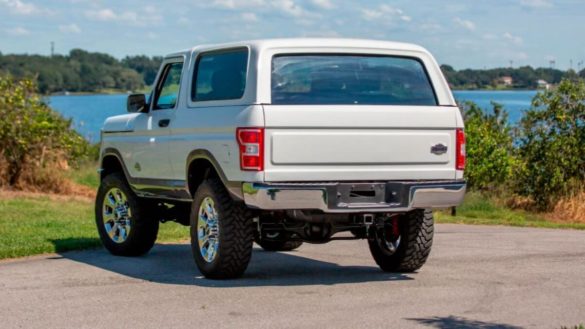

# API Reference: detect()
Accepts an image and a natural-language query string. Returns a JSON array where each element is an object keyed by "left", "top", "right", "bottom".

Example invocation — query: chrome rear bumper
[{"left": 242, "top": 180, "right": 466, "bottom": 213}]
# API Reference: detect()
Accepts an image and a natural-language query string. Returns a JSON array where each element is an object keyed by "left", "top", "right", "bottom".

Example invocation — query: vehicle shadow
[
  {"left": 406, "top": 316, "right": 523, "bottom": 329},
  {"left": 56, "top": 242, "right": 413, "bottom": 287}
]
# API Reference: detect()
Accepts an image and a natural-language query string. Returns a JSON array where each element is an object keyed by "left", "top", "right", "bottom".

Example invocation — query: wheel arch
[
  {"left": 186, "top": 149, "right": 243, "bottom": 200},
  {"left": 100, "top": 148, "right": 130, "bottom": 182}
]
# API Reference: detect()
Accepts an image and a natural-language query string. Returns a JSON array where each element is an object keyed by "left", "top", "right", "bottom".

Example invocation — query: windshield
[{"left": 271, "top": 54, "right": 437, "bottom": 106}]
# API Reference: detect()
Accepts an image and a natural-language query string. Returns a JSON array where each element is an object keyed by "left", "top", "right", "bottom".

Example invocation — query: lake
[{"left": 47, "top": 90, "right": 538, "bottom": 142}]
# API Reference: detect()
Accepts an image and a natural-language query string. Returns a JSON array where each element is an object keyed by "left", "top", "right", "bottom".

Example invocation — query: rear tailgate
[{"left": 263, "top": 105, "right": 458, "bottom": 182}]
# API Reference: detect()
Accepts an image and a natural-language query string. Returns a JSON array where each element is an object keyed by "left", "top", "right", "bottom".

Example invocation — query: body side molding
[{"left": 101, "top": 148, "right": 192, "bottom": 202}]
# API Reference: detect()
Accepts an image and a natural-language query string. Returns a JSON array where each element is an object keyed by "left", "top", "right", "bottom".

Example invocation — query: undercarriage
[{"left": 255, "top": 210, "right": 401, "bottom": 247}]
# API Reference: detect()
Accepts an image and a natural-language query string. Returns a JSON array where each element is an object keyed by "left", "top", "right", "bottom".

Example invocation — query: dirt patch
[
  {"left": 504, "top": 192, "right": 585, "bottom": 224},
  {"left": 505, "top": 194, "right": 536, "bottom": 211},
  {"left": 0, "top": 186, "right": 94, "bottom": 202},
  {"left": 0, "top": 160, "right": 97, "bottom": 201},
  {"left": 546, "top": 191, "right": 585, "bottom": 224}
]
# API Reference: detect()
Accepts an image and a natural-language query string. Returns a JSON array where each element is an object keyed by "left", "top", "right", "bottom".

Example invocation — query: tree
[
  {"left": 0, "top": 74, "right": 90, "bottom": 187},
  {"left": 0, "top": 49, "right": 149, "bottom": 94},
  {"left": 460, "top": 101, "right": 515, "bottom": 190},
  {"left": 515, "top": 79, "right": 585, "bottom": 210},
  {"left": 122, "top": 55, "right": 162, "bottom": 86}
]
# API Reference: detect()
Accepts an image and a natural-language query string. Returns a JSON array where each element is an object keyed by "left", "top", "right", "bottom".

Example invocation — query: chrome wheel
[
  {"left": 102, "top": 187, "right": 132, "bottom": 244},
  {"left": 197, "top": 197, "right": 220, "bottom": 263}
]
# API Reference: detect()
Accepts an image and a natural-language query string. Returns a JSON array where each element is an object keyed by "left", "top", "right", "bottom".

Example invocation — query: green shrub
[
  {"left": 515, "top": 79, "right": 585, "bottom": 210},
  {"left": 461, "top": 101, "right": 515, "bottom": 190},
  {"left": 0, "top": 74, "right": 91, "bottom": 189}
]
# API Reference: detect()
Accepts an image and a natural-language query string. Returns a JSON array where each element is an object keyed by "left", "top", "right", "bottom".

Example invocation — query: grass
[
  {"left": 67, "top": 162, "right": 100, "bottom": 190},
  {"left": 2, "top": 164, "right": 584, "bottom": 260},
  {"left": 0, "top": 195, "right": 189, "bottom": 260},
  {"left": 436, "top": 192, "right": 585, "bottom": 230}
]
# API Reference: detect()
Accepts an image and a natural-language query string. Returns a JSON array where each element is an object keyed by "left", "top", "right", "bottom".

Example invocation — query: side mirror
[{"left": 127, "top": 94, "right": 147, "bottom": 113}]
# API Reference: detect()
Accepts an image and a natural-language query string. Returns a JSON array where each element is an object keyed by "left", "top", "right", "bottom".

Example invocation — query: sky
[{"left": 1, "top": 0, "right": 584, "bottom": 70}]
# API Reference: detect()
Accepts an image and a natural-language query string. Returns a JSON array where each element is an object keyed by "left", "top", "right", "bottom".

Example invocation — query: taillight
[
  {"left": 456, "top": 128, "right": 466, "bottom": 170},
  {"left": 236, "top": 128, "right": 264, "bottom": 171}
]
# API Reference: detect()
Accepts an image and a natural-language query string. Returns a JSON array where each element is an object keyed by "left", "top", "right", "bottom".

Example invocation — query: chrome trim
[
  {"left": 243, "top": 181, "right": 466, "bottom": 213},
  {"left": 409, "top": 184, "right": 466, "bottom": 208}
]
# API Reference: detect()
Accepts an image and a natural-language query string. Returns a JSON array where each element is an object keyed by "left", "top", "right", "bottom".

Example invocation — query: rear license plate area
[{"left": 336, "top": 183, "right": 386, "bottom": 205}]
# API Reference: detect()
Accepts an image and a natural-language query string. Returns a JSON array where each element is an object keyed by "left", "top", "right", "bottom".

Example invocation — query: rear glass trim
[{"left": 270, "top": 53, "right": 438, "bottom": 106}]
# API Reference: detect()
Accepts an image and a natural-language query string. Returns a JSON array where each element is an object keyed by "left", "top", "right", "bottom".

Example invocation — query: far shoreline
[{"left": 48, "top": 88, "right": 545, "bottom": 97}]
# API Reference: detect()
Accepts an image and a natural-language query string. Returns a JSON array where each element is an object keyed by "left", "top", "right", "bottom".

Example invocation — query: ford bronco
[{"left": 96, "top": 39, "right": 466, "bottom": 279}]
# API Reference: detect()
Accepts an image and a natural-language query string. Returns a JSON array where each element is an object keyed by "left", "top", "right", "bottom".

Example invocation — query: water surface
[{"left": 48, "top": 90, "right": 538, "bottom": 142}]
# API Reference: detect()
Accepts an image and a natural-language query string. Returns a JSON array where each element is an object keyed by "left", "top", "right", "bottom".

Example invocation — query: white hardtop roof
[{"left": 164, "top": 38, "right": 430, "bottom": 59}]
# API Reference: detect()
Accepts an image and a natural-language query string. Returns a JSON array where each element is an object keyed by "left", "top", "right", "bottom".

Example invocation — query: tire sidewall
[
  {"left": 368, "top": 209, "right": 433, "bottom": 272},
  {"left": 95, "top": 173, "right": 155, "bottom": 255}
]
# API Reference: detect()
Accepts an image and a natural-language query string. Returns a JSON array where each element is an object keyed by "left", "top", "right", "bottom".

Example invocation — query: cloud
[
  {"left": 85, "top": 8, "right": 117, "bottom": 21},
  {"left": 482, "top": 32, "right": 523, "bottom": 45},
  {"left": 520, "top": 0, "right": 552, "bottom": 8},
  {"left": 85, "top": 8, "right": 162, "bottom": 26},
  {"left": 273, "top": 0, "right": 306, "bottom": 17},
  {"left": 310, "top": 0, "right": 334, "bottom": 9},
  {"left": 503, "top": 32, "right": 523, "bottom": 45},
  {"left": 59, "top": 23, "right": 81, "bottom": 34},
  {"left": 211, "top": 0, "right": 265, "bottom": 9},
  {"left": 362, "top": 5, "right": 411, "bottom": 22},
  {"left": 0, "top": 0, "right": 39, "bottom": 15},
  {"left": 241, "top": 12, "right": 258, "bottom": 22},
  {"left": 4, "top": 26, "right": 30, "bottom": 36},
  {"left": 211, "top": 0, "right": 317, "bottom": 19},
  {"left": 453, "top": 17, "right": 475, "bottom": 31}
]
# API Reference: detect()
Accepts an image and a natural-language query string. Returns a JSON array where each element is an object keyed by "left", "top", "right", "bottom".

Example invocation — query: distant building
[
  {"left": 498, "top": 76, "right": 513, "bottom": 86},
  {"left": 536, "top": 79, "right": 550, "bottom": 90}
]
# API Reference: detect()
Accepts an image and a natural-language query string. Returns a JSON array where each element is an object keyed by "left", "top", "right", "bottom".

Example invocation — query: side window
[
  {"left": 192, "top": 49, "right": 248, "bottom": 102},
  {"left": 154, "top": 62, "right": 183, "bottom": 110}
]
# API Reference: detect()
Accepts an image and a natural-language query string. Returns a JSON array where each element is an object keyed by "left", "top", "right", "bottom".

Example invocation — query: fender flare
[
  {"left": 100, "top": 148, "right": 131, "bottom": 181},
  {"left": 186, "top": 149, "right": 243, "bottom": 200}
]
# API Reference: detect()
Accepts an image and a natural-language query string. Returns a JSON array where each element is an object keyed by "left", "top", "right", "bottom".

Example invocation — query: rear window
[
  {"left": 192, "top": 49, "right": 248, "bottom": 102},
  {"left": 271, "top": 54, "right": 437, "bottom": 105}
]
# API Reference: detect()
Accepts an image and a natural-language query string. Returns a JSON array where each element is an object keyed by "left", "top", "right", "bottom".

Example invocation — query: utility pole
[
  {"left": 570, "top": 59, "right": 573, "bottom": 70},
  {"left": 549, "top": 60, "right": 555, "bottom": 69},
  {"left": 509, "top": 60, "right": 514, "bottom": 68},
  {"left": 50, "top": 41, "right": 54, "bottom": 57}
]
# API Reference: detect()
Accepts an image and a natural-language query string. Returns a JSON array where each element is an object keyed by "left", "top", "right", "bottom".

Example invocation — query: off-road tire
[
  {"left": 368, "top": 209, "right": 434, "bottom": 272},
  {"left": 95, "top": 172, "right": 159, "bottom": 256},
  {"left": 255, "top": 238, "right": 303, "bottom": 252},
  {"left": 190, "top": 178, "right": 254, "bottom": 279}
]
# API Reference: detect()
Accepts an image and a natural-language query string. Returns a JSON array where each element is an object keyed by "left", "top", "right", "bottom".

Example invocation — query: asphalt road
[{"left": 1, "top": 224, "right": 584, "bottom": 329}]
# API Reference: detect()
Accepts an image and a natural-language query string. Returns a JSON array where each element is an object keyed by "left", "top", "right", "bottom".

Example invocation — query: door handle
[{"left": 158, "top": 119, "right": 170, "bottom": 128}]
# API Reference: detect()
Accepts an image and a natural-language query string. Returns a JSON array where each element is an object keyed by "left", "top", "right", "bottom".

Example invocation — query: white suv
[{"left": 96, "top": 38, "right": 466, "bottom": 279}]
